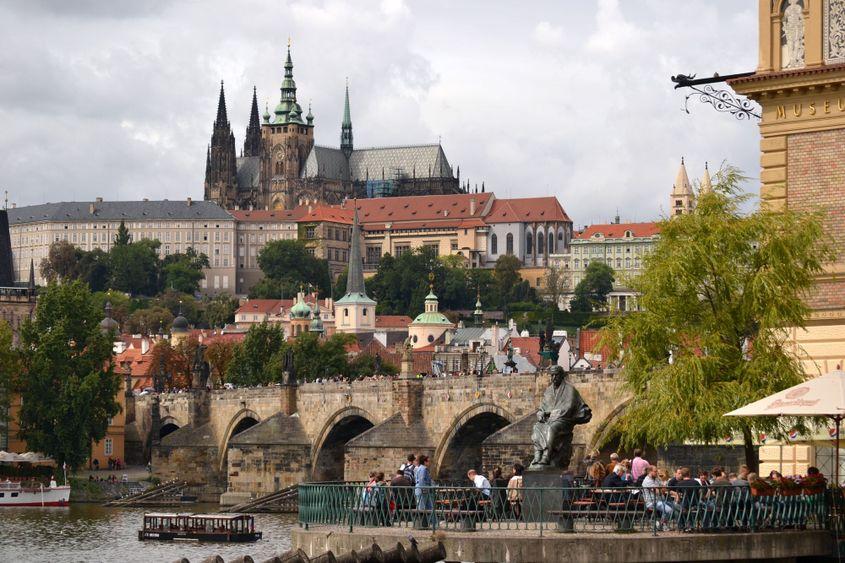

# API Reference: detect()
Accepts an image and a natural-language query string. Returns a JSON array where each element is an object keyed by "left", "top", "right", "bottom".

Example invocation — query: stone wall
[{"left": 227, "top": 443, "right": 311, "bottom": 495}]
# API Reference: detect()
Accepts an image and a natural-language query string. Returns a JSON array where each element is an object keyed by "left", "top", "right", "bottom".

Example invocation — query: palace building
[{"left": 204, "top": 46, "right": 462, "bottom": 211}]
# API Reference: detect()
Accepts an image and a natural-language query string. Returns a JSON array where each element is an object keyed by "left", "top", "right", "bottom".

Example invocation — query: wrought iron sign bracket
[{"left": 671, "top": 72, "right": 760, "bottom": 121}]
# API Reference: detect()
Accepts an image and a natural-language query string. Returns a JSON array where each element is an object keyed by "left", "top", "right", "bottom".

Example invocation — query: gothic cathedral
[{"left": 204, "top": 46, "right": 462, "bottom": 211}]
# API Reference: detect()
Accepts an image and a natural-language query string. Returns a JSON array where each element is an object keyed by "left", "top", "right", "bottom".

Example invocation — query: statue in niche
[{"left": 783, "top": 0, "right": 806, "bottom": 69}]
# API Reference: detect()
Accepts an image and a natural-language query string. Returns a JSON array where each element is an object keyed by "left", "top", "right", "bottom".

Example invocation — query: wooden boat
[{"left": 138, "top": 512, "right": 262, "bottom": 542}]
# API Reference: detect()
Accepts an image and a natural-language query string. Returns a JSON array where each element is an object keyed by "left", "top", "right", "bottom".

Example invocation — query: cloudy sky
[{"left": 0, "top": 0, "right": 759, "bottom": 226}]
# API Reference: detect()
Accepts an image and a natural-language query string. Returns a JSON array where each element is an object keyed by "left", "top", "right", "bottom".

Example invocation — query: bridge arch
[
  {"left": 217, "top": 408, "right": 261, "bottom": 470},
  {"left": 586, "top": 399, "right": 630, "bottom": 458},
  {"left": 433, "top": 403, "right": 514, "bottom": 480},
  {"left": 310, "top": 407, "right": 375, "bottom": 481},
  {"left": 159, "top": 417, "right": 181, "bottom": 440}
]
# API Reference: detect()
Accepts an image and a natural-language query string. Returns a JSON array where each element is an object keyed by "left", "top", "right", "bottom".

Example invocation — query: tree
[
  {"left": 109, "top": 239, "right": 160, "bottom": 296},
  {"left": 77, "top": 248, "right": 111, "bottom": 293},
  {"left": 114, "top": 220, "right": 131, "bottom": 246},
  {"left": 599, "top": 167, "right": 834, "bottom": 470},
  {"left": 124, "top": 306, "right": 173, "bottom": 335},
  {"left": 569, "top": 262, "right": 614, "bottom": 312},
  {"left": 161, "top": 248, "right": 209, "bottom": 294},
  {"left": 0, "top": 321, "right": 20, "bottom": 420},
  {"left": 203, "top": 294, "right": 239, "bottom": 328},
  {"left": 543, "top": 265, "right": 570, "bottom": 311},
  {"left": 206, "top": 339, "right": 236, "bottom": 387},
  {"left": 278, "top": 332, "right": 355, "bottom": 382},
  {"left": 492, "top": 255, "right": 537, "bottom": 309},
  {"left": 40, "top": 241, "right": 80, "bottom": 283},
  {"left": 256, "top": 240, "right": 331, "bottom": 296},
  {"left": 226, "top": 323, "right": 286, "bottom": 386},
  {"left": 16, "top": 281, "right": 121, "bottom": 470},
  {"left": 91, "top": 291, "right": 132, "bottom": 328}
]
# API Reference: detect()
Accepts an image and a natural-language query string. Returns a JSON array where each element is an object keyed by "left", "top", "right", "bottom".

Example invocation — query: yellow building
[{"left": 724, "top": 0, "right": 845, "bottom": 479}]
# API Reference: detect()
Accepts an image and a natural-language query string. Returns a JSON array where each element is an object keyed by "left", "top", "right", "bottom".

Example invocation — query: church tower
[
  {"left": 670, "top": 157, "right": 694, "bottom": 216},
  {"left": 204, "top": 82, "right": 238, "bottom": 207},
  {"left": 335, "top": 205, "right": 376, "bottom": 334},
  {"left": 243, "top": 86, "right": 262, "bottom": 158},
  {"left": 259, "top": 43, "right": 315, "bottom": 210},
  {"left": 341, "top": 81, "right": 353, "bottom": 159}
]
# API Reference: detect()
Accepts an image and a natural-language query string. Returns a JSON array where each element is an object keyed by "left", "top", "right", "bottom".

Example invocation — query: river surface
[{"left": 0, "top": 504, "right": 296, "bottom": 562}]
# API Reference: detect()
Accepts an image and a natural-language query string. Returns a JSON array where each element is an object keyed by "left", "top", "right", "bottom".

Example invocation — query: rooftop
[
  {"left": 485, "top": 197, "right": 572, "bottom": 224},
  {"left": 574, "top": 222, "right": 661, "bottom": 240},
  {"left": 8, "top": 200, "right": 233, "bottom": 224}
]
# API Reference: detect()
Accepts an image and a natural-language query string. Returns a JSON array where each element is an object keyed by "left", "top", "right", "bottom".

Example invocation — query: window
[
  {"left": 427, "top": 334, "right": 434, "bottom": 343},
  {"left": 305, "top": 227, "right": 316, "bottom": 239},
  {"left": 104, "top": 437, "right": 113, "bottom": 456},
  {"left": 537, "top": 234, "right": 545, "bottom": 255},
  {"left": 549, "top": 233, "right": 555, "bottom": 254},
  {"left": 395, "top": 245, "right": 410, "bottom": 257},
  {"left": 363, "top": 308, "right": 368, "bottom": 316},
  {"left": 491, "top": 233, "right": 498, "bottom": 254},
  {"left": 526, "top": 233, "right": 533, "bottom": 254},
  {"left": 344, "top": 308, "right": 349, "bottom": 317},
  {"left": 504, "top": 233, "right": 513, "bottom": 255}
]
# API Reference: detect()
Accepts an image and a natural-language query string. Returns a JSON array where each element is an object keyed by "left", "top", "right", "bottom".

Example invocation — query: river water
[{"left": 0, "top": 504, "right": 296, "bottom": 562}]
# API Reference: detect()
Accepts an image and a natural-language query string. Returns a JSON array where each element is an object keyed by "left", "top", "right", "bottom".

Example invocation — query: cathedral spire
[
  {"left": 344, "top": 203, "right": 366, "bottom": 296},
  {"left": 341, "top": 79, "right": 353, "bottom": 159},
  {"left": 243, "top": 86, "right": 262, "bottom": 157},
  {"left": 700, "top": 161, "right": 713, "bottom": 194},
  {"left": 273, "top": 43, "right": 304, "bottom": 124},
  {"left": 670, "top": 156, "right": 695, "bottom": 216},
  {"left": 215, "top": 81, "right": 229, "bottom": 126}
]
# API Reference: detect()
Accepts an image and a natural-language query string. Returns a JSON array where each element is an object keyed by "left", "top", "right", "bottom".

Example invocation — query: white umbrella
[{"left": 725, "top": 369, "right": 845, "bottom": 483}]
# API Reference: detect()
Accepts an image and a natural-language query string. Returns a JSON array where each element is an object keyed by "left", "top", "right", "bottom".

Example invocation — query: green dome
[
  {"left": 309, "top": 313, "right": 324, "bottom": 333},
  {"left": 411, "top": 311, "right": 452, "bottom": 326},
  {"left": 290, "top": 298, "right": 312, "bottom": 319}
]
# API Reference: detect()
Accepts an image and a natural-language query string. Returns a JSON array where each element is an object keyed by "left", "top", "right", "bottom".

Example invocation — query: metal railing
[{"left": 299, "top": 482, "right": 834, "bottom": 536}]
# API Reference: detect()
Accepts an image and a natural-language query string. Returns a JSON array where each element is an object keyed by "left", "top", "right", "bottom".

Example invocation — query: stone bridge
[{"left": 128, "top": 371, "right": 628, "bottom": 500}]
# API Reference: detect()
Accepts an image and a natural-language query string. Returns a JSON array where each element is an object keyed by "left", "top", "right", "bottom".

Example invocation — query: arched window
[
  {"left": 548, "top": 232, "right": 555, "bottom": 254},
  {"left": 526, "top": 232, "right": 533, "bottom": 255},
  {"left": 344, "top": 308, "right": 349, "bottom": 317},
  {"left": 491, "top": 233, "right": 498, "bottom": 255},
  {"left": 506, "top": 233, "right": 514, "bottom": 255},
  {"left": 537, "top": 234, "right": 545, "bottom": 255},
  {"left": 275, "top": 161, "right": 284, "bottom": 175}
]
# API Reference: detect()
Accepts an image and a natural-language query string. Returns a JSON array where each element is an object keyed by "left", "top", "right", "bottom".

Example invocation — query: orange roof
[
  {"left": 485, "top": 197, "right": 571, "bottom": 224},
  {"left": 346, "top": 193, "right": 493, "bottom": 225},
  {"left": 229, "top": 209, "right": 302, "bottom": 222},
  {"left": 375, "top": 315, "right": 413, "bottom": 328},
  {"left": 296, "top": 206, "right": 353, "bottom": 224},
  {"left": 574, "top": 222, "right": 660, "bottom": 240},
  {"left": 509, "top": 336, "right": 540, "bottom": 354},
  {"left": 236, "top": 299, "right": 283, "bottom": 316}
]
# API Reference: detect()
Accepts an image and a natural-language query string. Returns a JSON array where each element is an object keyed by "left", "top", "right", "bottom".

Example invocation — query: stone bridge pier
[{"left": 130, "top": 372, "right": 629, "bottom": 501}]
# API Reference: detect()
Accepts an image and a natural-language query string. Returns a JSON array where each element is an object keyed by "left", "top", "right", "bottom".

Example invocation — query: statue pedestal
[{"left": 522, "top": 470, "right": 564, "bottom": 521}]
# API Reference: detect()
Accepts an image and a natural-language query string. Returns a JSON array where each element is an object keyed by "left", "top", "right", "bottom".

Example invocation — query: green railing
[{"left": 298, "top": 482, "right": 834, "bottom": 535}]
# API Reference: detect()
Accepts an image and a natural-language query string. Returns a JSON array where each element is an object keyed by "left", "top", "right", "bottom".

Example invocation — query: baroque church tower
[
  {"left": 670, "top": 157, "right": 694, "bottom": 216},
  {"left": 204, "top": 82, "right": 238, "bottom": 208}
]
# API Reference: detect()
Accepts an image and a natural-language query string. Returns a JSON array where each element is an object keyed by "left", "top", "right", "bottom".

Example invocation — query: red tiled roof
[
  {"left": 574, "top": 222, "right": 660, "bottom": 240},
  {"left": 485, "top": 197, "right": 571, "bottom": 224},
  {"left": 346, "top": 193, "right": 493, "bottom": 225},
  {"left": 509, "top": 336, "right": 540, "bottom": 354},
  {"left": 296, "top": 205, "right": 353, "bottom": 224},
  {"left": 236, "top": 299, "right": 283, "bottom": 316},
  {"left": 375, "top": 315, "right": 413, "bottom": 328}
]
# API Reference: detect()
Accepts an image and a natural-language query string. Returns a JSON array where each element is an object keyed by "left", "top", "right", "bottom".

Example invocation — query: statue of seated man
[{"left": 530, "top": 366, "right": 592, "bottom": 469}]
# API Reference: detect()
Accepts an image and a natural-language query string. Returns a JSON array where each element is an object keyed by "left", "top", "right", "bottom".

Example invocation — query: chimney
[
  {"left": 470, "top": 198, "right": 476, "bottom": 215},
  {"left": 141, "top": 337, "right": 150, "bottom": 355},
  {"left": 186, "top": 197, "right": 192, "bottom": 206},
  {"left": 89, "top": 203, "right": 96, "bottom": 214}
]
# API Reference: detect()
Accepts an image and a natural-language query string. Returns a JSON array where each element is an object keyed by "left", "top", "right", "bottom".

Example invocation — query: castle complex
[{"left": 204, "top": 46, "right": 461, "bottom": 211}]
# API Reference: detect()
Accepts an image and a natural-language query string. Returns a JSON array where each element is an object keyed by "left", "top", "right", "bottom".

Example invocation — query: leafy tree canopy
[
  {"left": 254, "top": 240, "right": 330, "bottom": 297},
  {"left": 225, "top": 322, "right": 286, "bottom": 386},
  {"left": 600, "top": 167, "right": 834, "bottom": 469},
  {"left": 16, "top": 281, "right": 121, "bottom": 470}
]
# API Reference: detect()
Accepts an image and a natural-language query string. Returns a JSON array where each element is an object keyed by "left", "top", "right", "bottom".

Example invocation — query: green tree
[
  {"left": 206, "top": 339, "right": 236, "bottom": 387},
  {"left": 0, "top": 321, "right": 21, "bottom": 420},
  {"left": 600, "top": 167, "right": 834, "bottom": 470},
  {"left": 17, "top": 281, "right": 121, "bottom": 470},
  {"left": 203, "top": 294, "right": 239, "bottom": 328},
  {"left": 77, "top": 248, "right": 111, "bottom": 293},
  {"left": 109, "top": 239, "right": 160, "bottom": 296},
  {"left": 114, "top": 220, "right": 131, "bottom": 246},
  {"left": 569, "top": 261, "right": 614, "bottom": 312},
  {"left": 40, "top": 241, "right": 80, "bottom": 283},
  {"left": 277, "top": 332, "right": 355, "bottom": 382},
  {"left": 91, "top": 291, "right": 132, "bottom": 328},
  {"left": 161, "top": 248, "right": 209, "bottom": 294},
  {"left": 226, "top": 323, "right": 285, "bottom": 386},
  {"left": 124, "top": 305, "right": 173, "bottom": 335},
  {"left": 257, "top": 240, "right": 331, "bottom": 296}
]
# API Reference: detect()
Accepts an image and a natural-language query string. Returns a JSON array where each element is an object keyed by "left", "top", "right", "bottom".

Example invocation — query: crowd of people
[{"left": 355, "top": 449, "right": 829, "bottom": 529}]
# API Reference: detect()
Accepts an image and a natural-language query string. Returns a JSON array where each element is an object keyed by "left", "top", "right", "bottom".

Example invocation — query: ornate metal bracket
[{"left": 671, "top": 72, "right": 761, "bottom": 121}]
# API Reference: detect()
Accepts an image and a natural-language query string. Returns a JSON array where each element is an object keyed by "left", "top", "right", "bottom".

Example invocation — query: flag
[
  {"left": 758, "top": 433, "right": 767, "bottom": 444},
  {"left": 788, "top": 428, "right": 799, "bottom": 441}
]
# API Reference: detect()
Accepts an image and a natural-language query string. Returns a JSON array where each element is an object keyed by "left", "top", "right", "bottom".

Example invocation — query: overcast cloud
[{"left": 0, "top": 0, "right": 759, "bottom": 226}]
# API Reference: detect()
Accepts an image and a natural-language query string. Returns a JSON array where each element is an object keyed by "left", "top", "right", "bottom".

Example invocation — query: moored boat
[
  {"left": 0, "top": 479, "right": 71, "bottom": 507},
  {"left": 138, "top": 512, "right": 262, "bottom": 542}
]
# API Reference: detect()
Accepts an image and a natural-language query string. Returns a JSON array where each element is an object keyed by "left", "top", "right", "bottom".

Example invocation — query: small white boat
[{"left": 0, "top": 479, "right": 70, "bottom": 507}]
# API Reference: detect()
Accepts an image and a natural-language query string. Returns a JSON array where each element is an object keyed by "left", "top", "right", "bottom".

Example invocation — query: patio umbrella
[{"left": 724, "top": 369, "right": 845, "bottom": 484}]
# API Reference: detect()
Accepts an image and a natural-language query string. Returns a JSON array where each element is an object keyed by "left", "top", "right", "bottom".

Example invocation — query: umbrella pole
[{"left": 837, "top": 416, "right": 842, "bottom": 486}]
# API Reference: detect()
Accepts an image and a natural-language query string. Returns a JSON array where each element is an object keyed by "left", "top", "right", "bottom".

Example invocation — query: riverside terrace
[{"left": 292, "top": 482, "right": 839, "bottom": 562}]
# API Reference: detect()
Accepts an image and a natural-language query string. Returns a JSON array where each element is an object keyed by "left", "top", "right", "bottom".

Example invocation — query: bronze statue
[{"left": 529, "top": 366, "right": 592, "bottom": 470}]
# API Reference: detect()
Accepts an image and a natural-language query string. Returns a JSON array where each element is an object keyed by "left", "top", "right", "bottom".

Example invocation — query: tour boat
[
  {"left": 0, "top": 479, "right": 71, "bottom": 507},
  {"left": 138, "top": 512, "right": 262, "bottom": 542}
]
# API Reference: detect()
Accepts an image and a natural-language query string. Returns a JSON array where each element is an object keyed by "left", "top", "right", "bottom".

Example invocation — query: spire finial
[{"left": 288, "top": 36, "right": 291, "bottom": 49}]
